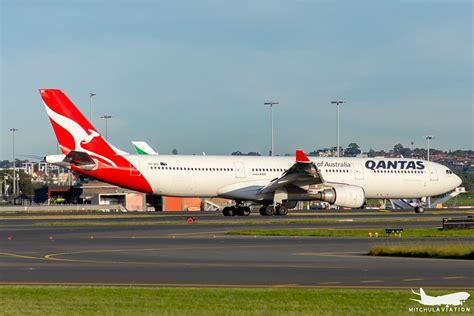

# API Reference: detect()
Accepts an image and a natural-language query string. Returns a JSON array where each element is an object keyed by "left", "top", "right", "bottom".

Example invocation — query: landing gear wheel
[
  {"left": 223, "top": 206, "right": 234, "bottom": 216},
  {"left": 275, "top": 205, "right": 288, "bottom": 216},
  {"left": 414, "top": 206, "right": 424, "bottom": 214},
  {"left": 240, "top": 206, "right": 251, "bottom": 216},
  {"left": 260, "top": 205, "right": 274, "bottom": 216}
]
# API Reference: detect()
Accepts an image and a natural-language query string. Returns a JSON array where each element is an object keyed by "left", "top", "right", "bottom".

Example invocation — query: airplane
[
  {"left": 40, "top": 89, "right": 462, "bottom": 216},
  {"left": 132, "top": 141, "right": 158, "bottom": 155},
  {"left": 411, "top": 288, "right": 470, "bottom": 307}
]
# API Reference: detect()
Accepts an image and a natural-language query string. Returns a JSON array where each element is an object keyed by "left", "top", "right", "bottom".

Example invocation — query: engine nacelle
[{"left": 316, "top": 185, "right": 365, "bottom": 208}]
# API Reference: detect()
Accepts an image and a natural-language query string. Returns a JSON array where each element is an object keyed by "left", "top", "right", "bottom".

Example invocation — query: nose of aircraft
[{"left": 454, "top": 174, "right": 462, "bottom": 188}]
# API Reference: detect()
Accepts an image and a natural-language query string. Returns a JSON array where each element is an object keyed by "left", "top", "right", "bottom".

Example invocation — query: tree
[
  {"left": 393, "top": 143, "right": 411, "bottom": 157},
  {"left": 171, "top": 149, "right": 178, "bottom": 155},
  {"left": 247, "top": 152, "right": 261, "bottom": 156},
  {"left": 344, "top": 143, "right": 361, "bottom": 157},
  {"left": 231, "top": 151, "right": 243, "bottom": 156}
]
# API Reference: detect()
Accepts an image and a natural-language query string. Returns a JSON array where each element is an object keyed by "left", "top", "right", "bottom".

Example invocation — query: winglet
[{"left": 295, "top": 150, "right": 310, "bottom": 163}]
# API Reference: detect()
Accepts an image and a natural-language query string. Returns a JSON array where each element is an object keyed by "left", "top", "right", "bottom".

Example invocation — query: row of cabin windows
[
  {"left": 372, "top": 170, "right": 424, "bottom": 174},
  {"left": 149, "top": 166, "right": 424, "bottom": 175},
  {"left": 150, "top": 166, "right": 234, "bottom": 171},
  {"left": 325, "top": 169, "right": 350, "bottom": 173},
  {"left": 252, "top": 168, "right": 286, "bottom": 172}
]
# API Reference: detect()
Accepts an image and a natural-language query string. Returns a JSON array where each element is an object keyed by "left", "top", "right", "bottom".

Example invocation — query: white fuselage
[{"left": 129, "top": 155, "right": 461, "bottom": 201}]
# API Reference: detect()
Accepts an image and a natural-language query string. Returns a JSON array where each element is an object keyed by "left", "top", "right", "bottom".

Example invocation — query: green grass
[
  {"left": 1, "top": 287, "right": 472, "bottom": 316},
  {"left": 227, "top": 228, "right": 474, "bottom": 238},
  {"left": 369, "top": 242, "right": 474, "bottom": 259}
]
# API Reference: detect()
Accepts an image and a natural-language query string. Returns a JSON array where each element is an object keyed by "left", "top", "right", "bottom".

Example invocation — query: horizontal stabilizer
[{"left": 64, "top": 151, "right": 97, "bottom": 170}]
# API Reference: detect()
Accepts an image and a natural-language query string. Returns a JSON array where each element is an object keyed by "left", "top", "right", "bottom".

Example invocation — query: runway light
[
  {"left": 375, "top": 232, "right": 379, "bottom": 238},
  {"left": 186, "top": 217, "right": 195, "bottom": 224},
  {"left": 213, "top": 235, "right": 217, "bottom": 239},
  {"left": 368, "top": 232, "right": 373, "bottom": 238},
  {"left": 7, "top": 235, "right": 13, "bottom": 241},
  {"left": 90, "top": 236, "right": 95, "bottom": 240},
  {"left": 48, "top": 235, "right": 54, "bottom": 241}
]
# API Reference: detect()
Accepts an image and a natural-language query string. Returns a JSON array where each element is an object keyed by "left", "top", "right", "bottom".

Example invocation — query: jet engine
[{"left": 313, "top": 185, "right": 365, "bottom": 208}]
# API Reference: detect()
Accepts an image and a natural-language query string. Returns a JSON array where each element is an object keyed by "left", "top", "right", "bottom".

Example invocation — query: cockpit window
[{"left": 446, "top": 169, "right": 453, "bottom": 174}]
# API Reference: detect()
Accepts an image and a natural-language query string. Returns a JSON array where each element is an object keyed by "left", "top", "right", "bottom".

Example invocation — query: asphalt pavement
[{"left": 0, "top": 209, "right": 472, "bottom": 289}]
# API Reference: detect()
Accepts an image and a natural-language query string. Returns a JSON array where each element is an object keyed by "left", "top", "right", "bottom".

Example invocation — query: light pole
[
  {"left": 3, "top": 175, "right": 8, "bottom": 199},
  {"left": 425, "top": 135, "right": 434, "bottom": 208},
  {"left": 330, "top": 100, "right": 344, "bottom": 157},
  {"left": 89, "top": 92, "right": 96, "bottom": 123},
  {"left": 9, "top": 128, "right": 18, "bottom": 197},
  {"left": 425, "top": 135, "right": 434, "bottom": 161},
  {"left": 264, "top": 101, "right": 279, "bottom": 156},
  {"left": 100, "top": 115, "right": 113, "bottom": 140}
]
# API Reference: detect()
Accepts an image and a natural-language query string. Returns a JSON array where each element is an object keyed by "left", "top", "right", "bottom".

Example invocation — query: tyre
[
  {"left": 275, "top": 205, "right": 288, "bottom": 216},
  {"left": 223, "top": 207, "right": 233, "bottom": 216},
  {"left": 414, "top": 206, "right": 425, "bottom": 214},
  {"left": 241, "top": 206, "right": 251, "bottom": 216},
  {"left": 263, "top": 205, "right": 274, "bottom": 216},
  {"left": 259, "top": 206, "right": 267, "bottom": 216}
]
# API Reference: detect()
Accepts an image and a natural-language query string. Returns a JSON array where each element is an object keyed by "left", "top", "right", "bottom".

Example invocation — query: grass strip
[
  {"left": 1, "top": 287, "right": 472, "bottom": 316},
  {"left": 369, "top": 242, "right": 474, "bottom": 259},
  {"left": 227, "top": 228, "right": 474, "bottom": 238}
]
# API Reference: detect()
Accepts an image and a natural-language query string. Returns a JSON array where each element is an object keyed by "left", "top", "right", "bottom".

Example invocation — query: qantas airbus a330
[{"left": 40, "top": 89, "right": 461, "bottom": 216}]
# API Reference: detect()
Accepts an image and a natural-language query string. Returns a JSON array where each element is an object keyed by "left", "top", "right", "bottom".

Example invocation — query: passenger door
[
  {"left": 353, "top": 163, "right": 364, "bottom": 180},
  {"left": 234, "top": 162, "right": 245, "bottom": 178}
]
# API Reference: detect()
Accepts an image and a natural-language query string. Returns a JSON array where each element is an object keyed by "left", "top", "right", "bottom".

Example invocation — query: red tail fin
[
  {"left": 39, "top": 89, "right": 127, "bottom": 167},
  {"left": 39, "top": 89, "right": 152, "bottom": 193}
]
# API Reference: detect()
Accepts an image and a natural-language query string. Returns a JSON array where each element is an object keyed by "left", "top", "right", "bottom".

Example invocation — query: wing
[{"left": 259, "top": 150, "right": 324, "bottom": 195}]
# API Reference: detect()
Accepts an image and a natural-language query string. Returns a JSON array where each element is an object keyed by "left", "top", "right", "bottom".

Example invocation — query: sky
[{"left": 0, "top": 0, "right": 472, "bottom": 160}]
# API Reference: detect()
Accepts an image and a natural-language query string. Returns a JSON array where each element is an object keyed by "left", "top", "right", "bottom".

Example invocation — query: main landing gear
[
  {"left": 258, "top": 204, "right": 288, "bottom": 216},
  {"left": 222, "top": 202, "right": 289, "bottom": 217},
  {"left": 222, "top": 204, "right": 251, "bottom": 216}
]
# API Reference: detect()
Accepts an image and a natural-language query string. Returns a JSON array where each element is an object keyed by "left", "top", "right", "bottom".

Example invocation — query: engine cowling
[{"left": 316, "top": 185, "right": 365, "bottom": 208}]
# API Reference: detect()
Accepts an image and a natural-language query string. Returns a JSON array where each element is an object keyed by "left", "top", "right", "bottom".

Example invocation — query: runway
[{"left": 0, "top": 209, "right": 473, "bottom": 288}]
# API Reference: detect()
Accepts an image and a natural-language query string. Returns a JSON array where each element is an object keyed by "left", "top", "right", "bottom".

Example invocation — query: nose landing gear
[
  {"left": 414, "top": 206, "right": 425, "bottom": 213},
  {"left": 414, "top": 199, "right": 425, "bottom": 213}
]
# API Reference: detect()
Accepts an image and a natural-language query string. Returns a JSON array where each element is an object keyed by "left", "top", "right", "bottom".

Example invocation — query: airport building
[{"left": 34, "top": 180, "right": 226, "bottom": 212}]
